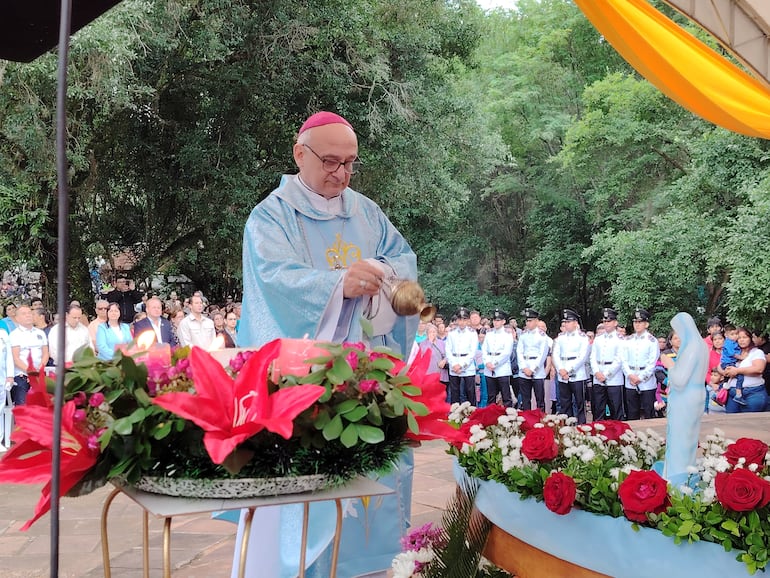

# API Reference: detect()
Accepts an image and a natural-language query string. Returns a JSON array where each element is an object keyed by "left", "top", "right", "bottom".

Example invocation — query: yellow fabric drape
[{"left": 574, "top": 0, "right": 770, "bottom": 139}]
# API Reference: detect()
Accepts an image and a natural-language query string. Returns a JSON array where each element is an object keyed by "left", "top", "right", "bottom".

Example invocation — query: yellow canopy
[{"left": 574, "top": 0, "right": 770, "bottom": 139}]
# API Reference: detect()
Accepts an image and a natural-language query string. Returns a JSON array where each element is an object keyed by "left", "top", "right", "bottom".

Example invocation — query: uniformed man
[
  {"left": 590, "top": 307, "right": 625, "bottom": 421},
  {"left": 622, "top": 307, "right": 659, "bottom": 420},
  {"left": 516, "top": 308, "right": 550, "bottom": 411},
  {"left": 482, "top": 308, "right": 515, "bottom": 407},
  {"left": 446, "top": 307, "right": 478, "bottom": 404},
  {"left": 553, "top": 308, "right": 590, "bottom": 424}
]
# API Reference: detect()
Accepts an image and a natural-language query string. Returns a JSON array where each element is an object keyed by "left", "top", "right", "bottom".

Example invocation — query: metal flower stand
[
  {"left": 100, "top": 477, "right": 394, "bottom": 578},
  {"left": 2, "top": 405, "right": 12, "bottom": 450}
]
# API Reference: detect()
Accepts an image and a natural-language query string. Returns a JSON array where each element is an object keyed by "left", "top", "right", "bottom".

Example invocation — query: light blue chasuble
[
  {"left": 231, "top": 174, "right": 418, "bottom": 578},
  {"left": 239, "top": 174, "right": 417, "bottom": 352}
]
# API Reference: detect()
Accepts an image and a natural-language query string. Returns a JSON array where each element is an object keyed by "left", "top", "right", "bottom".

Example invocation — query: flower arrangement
[
  {"left": 450, "top": 402, "right": 770, "bottom": 575},
  {"left": 0, "top": 337, "right": 461, "bottom": 530},
  {"left": 391, "top": 478, "right": 513, "bottom": 578}
]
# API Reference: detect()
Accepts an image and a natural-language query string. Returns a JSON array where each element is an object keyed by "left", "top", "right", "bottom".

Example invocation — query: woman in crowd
[
  {"left": 168, "top": 306, "right": 185, "bottom": 347},
  {"left": 701, "top": 331, "right": 726, "bottom": 412},
  {"left": 96, "top": 303, "right": 132, "bottom": 361},
  {"left": 419, "top": 324, "right": 449, "bottom": 400},
  {"left": 723, "top": 327, "right": 768, "bottom": 413},
  {"left": 222, "top": 311, "right": 238, "bottom": 348},
  {"left": 708, "top": 331, "right": 725, "bottom": 377},
  {"left": 656, "top": 331, "right": 681, "bottom": 416},
  {"left": 212, "top": 311, "right": 225, "bottom": 334}
]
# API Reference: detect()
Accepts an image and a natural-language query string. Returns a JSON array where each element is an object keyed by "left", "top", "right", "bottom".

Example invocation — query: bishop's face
[{"left": 294, "top": 123, "right": 358, "bottom": 199}]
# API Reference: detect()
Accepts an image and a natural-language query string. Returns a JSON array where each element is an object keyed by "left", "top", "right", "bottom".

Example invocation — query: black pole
[{"left": 51, "top": 0, "right": 72, "bottom": 575}]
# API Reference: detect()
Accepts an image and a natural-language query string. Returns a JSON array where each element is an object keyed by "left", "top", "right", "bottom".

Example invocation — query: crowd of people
[
  {"left": 411, "top": 306, "right": 770, "bottom": 424},
  {"left": 0, "top": 283, "right": 245, "bottom": 449}
]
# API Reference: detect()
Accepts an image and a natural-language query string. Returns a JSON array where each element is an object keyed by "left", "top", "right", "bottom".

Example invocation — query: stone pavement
[
  {"left": 0, "top": 413, "right": 767, "bottom": 577},
  {"left": 0, "top": 441, "right": 453, "bottom": 577}
]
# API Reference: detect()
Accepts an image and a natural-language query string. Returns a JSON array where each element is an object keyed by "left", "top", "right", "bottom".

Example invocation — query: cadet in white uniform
[
  {"left": 590, "top": 307, "right": 625, "bottom": 421},
  {"left": 516, "top": 308, "right": 550, "bottom": 411},
  {"left": 553, "top": 308, "right": 590, "bottom": 424},
  {"left": 622, "top": 307, "right": 659, "bottom": 420},
  {"left": 446, "top": 307, "right": 478, "bottom": 404},
  {"left": 483, "top": 308, "right": 515, "bottom": 407}
]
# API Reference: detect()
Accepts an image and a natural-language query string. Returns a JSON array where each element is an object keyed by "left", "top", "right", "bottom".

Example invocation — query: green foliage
[
  {"left": 654, "top": 494, "right": 770, "bottom": 574},
  {"left": 724, "top": 175, "right": 770, "bottom": 334},
  {"left": 3, "top": 0, "right": 770, "bottom": 329},
  {"left": 62, "top": 347, "right": 188, "bottom": 486},
  {"left": 300, "top": 343, "right": 426, "bottom": 449},
  {"left": 421, "top": 477, "right": 513, "bottom": 578}
]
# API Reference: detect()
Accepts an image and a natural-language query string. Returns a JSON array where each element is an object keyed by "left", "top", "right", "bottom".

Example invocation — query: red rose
[
  {"left": 468, "top": 404, "right": 507, "bottom": 428},
  {"left": 592, "top": 420, "right": 631, "bottom": 442},
  {"left": 521, "top": 427, "right": 559, "bottom": 462},
  {"left": 715, "top": 469, "right": 770, "bottom": 512},
  {"left": 543, "top": 471, "right": 577, "bottom": 515},
  {"left": 724, "top": 438, "right": 769, "bottom": 468},
  {"left": 618, "top": 470, "right": 670, "bottom": 523},
  {"left": 518, "top": 409, "right": 545, "bottom": 431}
]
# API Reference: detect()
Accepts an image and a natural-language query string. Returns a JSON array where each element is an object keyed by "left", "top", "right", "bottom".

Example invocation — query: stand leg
[
  {"left": 298, "top": 502, "right": 310, "bottom": 578},
  {"left": 163, "top": 517, "right": 172, "bottom": 578},
  {"left": 3, "top": 405, "right": 12, "bottom": 447},
  {"left": 237, "top": 507, "right": 256, "bottom": 578},
  {"left": 329, "top": 499, "right": 344, "bottom": 578},
  {"left": 142, "top": 511, "right": 149, "bottom": 578},
  {"left": 100, "top": 487, "right": 121, "bottom": 578}
]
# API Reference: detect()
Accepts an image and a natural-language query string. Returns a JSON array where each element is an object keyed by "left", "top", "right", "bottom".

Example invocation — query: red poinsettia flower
[
  {"left": 0, "top": 401, "right": 99, "bottom": 530},
  {"left": 152, "top": 340, "right": 325, "bottom": 465},
  {"left": 404, "top": 349, "right": 467, "bottom": 444}
]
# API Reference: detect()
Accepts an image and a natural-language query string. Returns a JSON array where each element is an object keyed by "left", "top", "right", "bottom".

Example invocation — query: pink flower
[
  {"left": 401, "top": 522, "right": 443, "bottom": 551},
  {"left": 342, "top": 341, "right": 366, "bottom": 351},
  {"left": 345, "top": 350, "right": 360, "bottom": 371},
  {"left": 72, "top": 409, "right": 87, "bottom": 422},
  {"left": 229, "top": 350, "right": 255, "bottom": 373},
  {"left": 72, "top": 392, "right": 87, "bottom": 407},
  {"left": 358, "top": 379, "right": 380, "bottom": 393},
  {"left": 88, "top": 392, "right": 105, "bottom": 407},
  {"left": 87, "top": 434, "right": 100, "bottom": 451}
]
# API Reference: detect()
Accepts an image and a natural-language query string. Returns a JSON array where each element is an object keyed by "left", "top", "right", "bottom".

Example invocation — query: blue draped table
[{"left": 454, "top": 461, "right": 748, "bottom": 578}]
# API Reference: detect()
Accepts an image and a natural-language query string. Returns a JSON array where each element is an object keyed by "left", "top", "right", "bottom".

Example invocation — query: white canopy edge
[{"left": 663, "top": 0, "right": 770, "bottom": 87}]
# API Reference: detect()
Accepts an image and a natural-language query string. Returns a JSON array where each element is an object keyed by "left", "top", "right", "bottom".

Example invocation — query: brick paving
[{"left": 0, "top": 414, "right": 766, "bottom": 577}]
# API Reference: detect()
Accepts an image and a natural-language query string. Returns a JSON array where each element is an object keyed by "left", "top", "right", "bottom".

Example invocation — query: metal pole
[{"left": 51, "top": 0, "right": 73, "bottom": 575}]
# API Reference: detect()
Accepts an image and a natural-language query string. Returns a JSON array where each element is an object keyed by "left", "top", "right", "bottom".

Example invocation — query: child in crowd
[
  {"left": 720, "top": 325, "right": 746, "bottom": 405},
  {"left": 705, "top": 368, "right": 726, "bottom": 411}
]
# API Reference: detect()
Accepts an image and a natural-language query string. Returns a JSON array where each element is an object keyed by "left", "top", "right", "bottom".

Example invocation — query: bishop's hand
[{"left": 343, "top": 261, "right": 384, "bottom": 298}]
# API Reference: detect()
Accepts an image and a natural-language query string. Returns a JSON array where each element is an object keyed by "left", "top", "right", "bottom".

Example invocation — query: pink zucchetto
[{"left": 298, "top": 111, "right": 354, "bottom": 135}]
